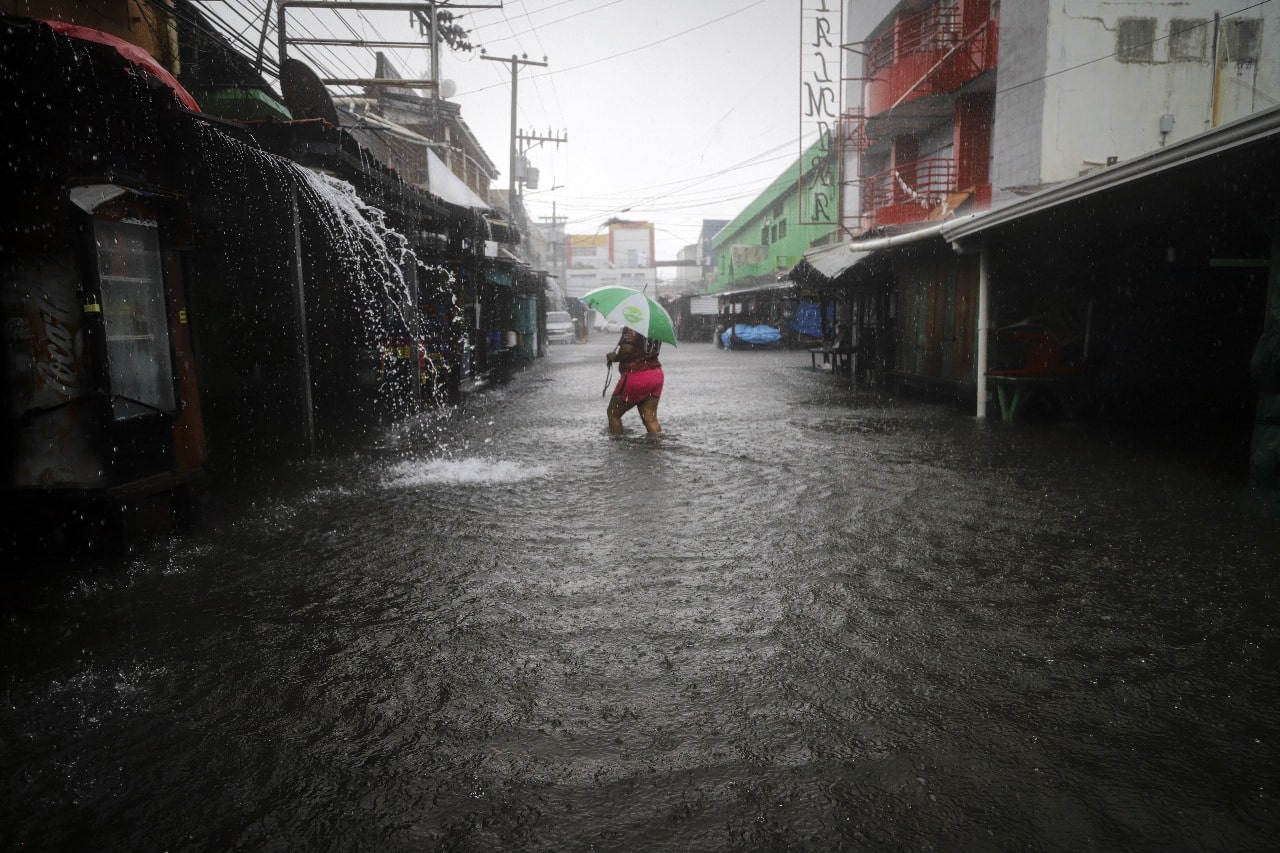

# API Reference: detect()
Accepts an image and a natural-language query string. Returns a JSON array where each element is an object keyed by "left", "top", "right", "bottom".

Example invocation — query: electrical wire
[
  {"left": 469, "top": 0, "right": 626, "bottom": 40},
  {"left": 457, "top": 0, "right": 768, "bottom": 97}
]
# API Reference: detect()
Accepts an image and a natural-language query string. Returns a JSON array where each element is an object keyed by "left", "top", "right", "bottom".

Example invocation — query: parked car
[
  {"left": 596, "top": 319, "right": 625, "bottom": 335},
  {"left": 545, "top": 311, "right": 576, "bottom": 344}
]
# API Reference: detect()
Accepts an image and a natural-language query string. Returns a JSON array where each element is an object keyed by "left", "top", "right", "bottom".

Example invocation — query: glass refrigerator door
[{"left": 93, "top": 217, "right": 176, "bottom": 420}]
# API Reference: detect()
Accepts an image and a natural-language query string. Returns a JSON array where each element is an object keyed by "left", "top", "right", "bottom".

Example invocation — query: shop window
[
  {"left": 1169, "top": 19, "right": 1209, "bottom": 60},
  {"left": 1117, "top": 17, "right": 1156, "bottom": 62},
  {"left": 93, "top": 216, "right": 175, "bottom": 420}
]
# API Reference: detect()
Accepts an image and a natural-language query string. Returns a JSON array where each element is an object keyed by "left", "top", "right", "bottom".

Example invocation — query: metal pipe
[
  {"left": 288, "top": 38, "right": 430, "bottom": 48},
  {"left": 254, "top": 0, "right": 273, "bottom": 74},
  {"left": 1208, "top": 12, "right": 1222, "bottom": 128},
  {"left": 289, "top": 189, "right": 316, "bottom": 455},
  {"left": 509, "top": 57, "right": 518, "bottom": 203},
  {"left": 976, "top": 244, "right": 989, "bottom": 418},
  {"left": 429, "top": 0, "right": 440, "bottom": 100},
  {"left": 320, "top": 77, "right": 438, "bottom": 87}
]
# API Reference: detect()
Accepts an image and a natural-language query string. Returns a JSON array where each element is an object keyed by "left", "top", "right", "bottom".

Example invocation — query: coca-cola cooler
[{"left": 2, "top": 182, "right": 206, "bottom": 546}]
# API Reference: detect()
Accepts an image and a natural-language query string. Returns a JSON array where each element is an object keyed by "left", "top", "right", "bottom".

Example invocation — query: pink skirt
[{"left": 612, "top": 368, "right": 664, "bottom": 403}]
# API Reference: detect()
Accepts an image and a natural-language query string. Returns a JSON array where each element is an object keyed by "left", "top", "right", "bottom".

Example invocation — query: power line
[
  {"left": 469, "top": 0, "right": 626, "bottom": 39},
  {"left": 457, "top": 0, "right": 769, "bottom": 97}
]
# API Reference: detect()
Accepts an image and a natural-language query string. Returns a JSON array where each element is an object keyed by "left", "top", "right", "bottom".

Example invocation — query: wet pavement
[{"left": 3, "top": 338, "right": 1279, "bottom": 851}]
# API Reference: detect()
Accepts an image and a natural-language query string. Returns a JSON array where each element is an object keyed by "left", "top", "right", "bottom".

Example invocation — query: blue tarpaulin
[
  {"left": 723, "top": 324, "right": 782, "bottom": 348},
  {"left": 789, "top": 301, "right": 823, "bottom": 338}
]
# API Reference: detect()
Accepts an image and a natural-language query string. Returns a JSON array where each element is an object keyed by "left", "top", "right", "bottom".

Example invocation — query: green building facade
[{"left": 708, "top": 139, "right": 839, "bottom": 293}]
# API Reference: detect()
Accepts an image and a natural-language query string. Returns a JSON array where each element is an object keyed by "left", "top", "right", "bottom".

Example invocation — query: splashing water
[
  {"left": 383, "top": 457, "right": 550, "bottom": 486},
  {"left": 293, "top": 169, "right": 417, "bottom": 343},
  {"left": 190, "top": 121, "right": 459, "bottom": 420}
]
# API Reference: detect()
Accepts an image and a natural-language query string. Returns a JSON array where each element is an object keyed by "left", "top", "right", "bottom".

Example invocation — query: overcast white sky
[{"left": 268, "top": 0, "right": 806, "bottom": 263}]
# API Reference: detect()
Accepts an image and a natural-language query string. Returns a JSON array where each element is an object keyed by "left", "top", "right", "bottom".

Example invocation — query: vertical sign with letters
[{"left": 799, "top": 0, "right": 842, "bottom": 226}]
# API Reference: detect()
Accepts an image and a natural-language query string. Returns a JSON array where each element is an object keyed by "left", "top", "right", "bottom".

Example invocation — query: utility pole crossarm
[
  {"left": 516, "top": 130, "right": 569, "bottom": 149},
  {"left": 481, "top": 53, "right": 552, "bottom": 206},
  {"left": 277, "top": 1, "right": 504, "bottom": 77}
]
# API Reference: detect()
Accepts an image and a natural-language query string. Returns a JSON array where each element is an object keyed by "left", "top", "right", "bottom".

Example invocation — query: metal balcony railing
[
  {"left": 861, "top": 157, "right": 956, "bottom": 225},
  {"left": 865, "top": 5, "right": 999, "bottom": 115},
  {"left": 836, "top": 108, "right": 872, "bottom": 153},
  {"left": 868, "top": 5, "right": 962, "bottom": 76}
]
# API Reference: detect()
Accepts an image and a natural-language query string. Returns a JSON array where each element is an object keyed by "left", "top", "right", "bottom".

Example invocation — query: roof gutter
[{"left": 804, "top": 214, "right": 982, "bottom": 260}]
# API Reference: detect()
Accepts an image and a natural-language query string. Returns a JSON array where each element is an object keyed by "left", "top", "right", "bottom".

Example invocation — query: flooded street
[{"left": 3, "top": 339, "right": 1278, "bottom": 851}]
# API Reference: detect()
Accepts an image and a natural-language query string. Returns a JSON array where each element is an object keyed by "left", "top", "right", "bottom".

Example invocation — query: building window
[
  {"left": 1117, "top": 17, "right": 1156, "bottom": 63},
  {"left": 770, "top": 224, "right": 778, "bottom": 243},
  {"left": 777, "top": 219, "right": 787, "bottom": 239},
  {"left": 1169, "top": 19, "right": 1209, "bottom": 60},
  {"left": 575, "top": 246, "right": 597, "bottom": 257},
  {"left": 761, "top": 226, "right": 769, "bottom": 245},
  {"left": 1225, "top": 18, "right": 1262, "bottom": 62}
]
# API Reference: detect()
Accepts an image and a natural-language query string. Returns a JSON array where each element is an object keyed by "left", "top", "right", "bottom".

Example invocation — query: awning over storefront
[
  {"left": 713, "top": 280, "right": 796, "bottom": 300},
  {"left": 790, "top": 218, "right": 974, "bottom": 286},
  {"left": 426, "top": 149, "right": 489, "bottom": 211},
  {"left": 798, "top": 242, "right": 876, "bottom": 280},
  {"left": 483, "top": 259, "right": 546, "bottom": 294},
  {"left": 43, "top": 20, "right": 201, "bottom": 111}
]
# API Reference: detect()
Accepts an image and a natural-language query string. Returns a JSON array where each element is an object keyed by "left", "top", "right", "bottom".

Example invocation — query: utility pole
[
  {"left": 540, "top": 201, "right": 569, "bottom": 298},
  {"left": 480, "top": 53, "right": 549, "bottom": 206},
  {"left": 428, "top": 0, "right": 440, "bottom": 101}
]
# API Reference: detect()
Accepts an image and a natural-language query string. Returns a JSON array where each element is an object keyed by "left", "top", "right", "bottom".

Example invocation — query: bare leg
[
  {"left": 637, "top": 396, "right": 662, "bottom": 434},
  {"left": 607, "top": 395, "right": 633, "bottom": 435}
]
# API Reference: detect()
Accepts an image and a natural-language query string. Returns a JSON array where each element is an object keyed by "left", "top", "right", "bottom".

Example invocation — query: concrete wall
[
  {"left": 988, "top": 2, "right": 1050, "bottom": 199},
  {"left": 609, "top": 225, "right": 653, "bottom": 268},
  {"left": 1036, "top": 2, "right": 1279, "bottom": 188}
]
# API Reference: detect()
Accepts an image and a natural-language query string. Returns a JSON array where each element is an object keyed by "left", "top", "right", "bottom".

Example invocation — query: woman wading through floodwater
[{"left": 605, "top": 327, "right": 663, "bottom": 435}]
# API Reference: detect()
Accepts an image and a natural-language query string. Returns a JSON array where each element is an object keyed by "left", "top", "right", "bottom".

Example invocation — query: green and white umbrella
[{"left": 580, "top": 285, "right": 677, "bottom": 346}]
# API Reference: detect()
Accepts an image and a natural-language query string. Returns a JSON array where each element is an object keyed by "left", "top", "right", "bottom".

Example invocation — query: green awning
[{"left": 197, "top": 87, "right": 293, "bottom": 122}]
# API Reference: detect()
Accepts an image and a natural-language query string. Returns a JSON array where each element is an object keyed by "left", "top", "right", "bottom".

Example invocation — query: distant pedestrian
[{"left": 605, "top": 327, "right": 663, "bottom": 435}]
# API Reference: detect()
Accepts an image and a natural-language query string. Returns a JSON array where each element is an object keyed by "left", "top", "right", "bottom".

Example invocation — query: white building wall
[
  {"left": 610, "top": 227, "right": 653, "bottom": 268},
  {"left": 598, "top": 267, "right": 657, "bottom": 291},
  {"left": 1036, "top": 2, "right": 1278, "bottom": 188},
  {"left": 565, "top": 270, "right": 600, "bottom": 299},
  {"left": 851, "top": 1, "right": 1278, "bottom": 208}
]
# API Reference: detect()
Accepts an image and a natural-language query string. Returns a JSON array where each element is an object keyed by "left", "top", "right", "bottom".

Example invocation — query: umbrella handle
[{"left": 602, "top": 361, "right": 613, "bottom": 398}]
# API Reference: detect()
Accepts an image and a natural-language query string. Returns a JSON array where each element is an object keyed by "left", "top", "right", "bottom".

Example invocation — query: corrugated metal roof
[
  {"left": 714, "top": 280, "right": 796, "bottom": 299},
  {"left": 802, "top": 242, "right": 876, "bottom": 279},
  {"left": 942, "top": 104, "right": 1280, "bottom": 241}
]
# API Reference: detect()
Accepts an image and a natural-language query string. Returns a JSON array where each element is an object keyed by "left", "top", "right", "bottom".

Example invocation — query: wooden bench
[{"left": 810, "top": 345, "right": 857, "bottom": 375}]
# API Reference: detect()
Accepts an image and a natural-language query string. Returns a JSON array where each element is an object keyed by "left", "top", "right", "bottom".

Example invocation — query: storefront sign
[{"left": 799, "top": 0, "right": 842, "bottom": 226}]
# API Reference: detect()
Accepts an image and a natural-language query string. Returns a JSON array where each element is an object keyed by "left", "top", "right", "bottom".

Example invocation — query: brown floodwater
[{"left": 3, "top": 339, "right": 1277, "bottom": 851}]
